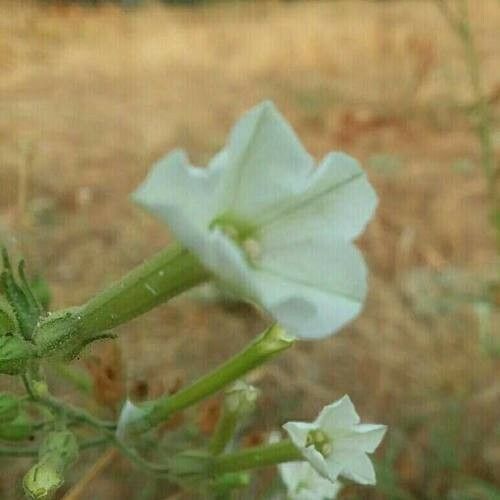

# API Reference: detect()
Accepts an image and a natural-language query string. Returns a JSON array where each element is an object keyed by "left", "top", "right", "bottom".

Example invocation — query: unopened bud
[
  {"left": 23, "top": 430, "right": 79, "bottom": 500},
  {"left": 224, "top": 381, "right": 259, "bottom": 418},
  {"left": 39, "top": 430, "right": 79, "bottom": 468},
  {"left": 0, "top": 334, "right": 36, "bottom": 375},
  {"left": 23, "top": 456, "right": 63, "bottom": 500},
  {"left": 0, "top": 392, "right": 20, "bottom": 423},
  {"left": 0, "top": 412, "right": 35, "bottom": 441}
]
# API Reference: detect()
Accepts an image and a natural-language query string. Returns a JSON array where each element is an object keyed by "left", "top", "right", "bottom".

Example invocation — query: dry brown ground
[{"left": 0, "top": 1, "right": 499, "bottom": 499}]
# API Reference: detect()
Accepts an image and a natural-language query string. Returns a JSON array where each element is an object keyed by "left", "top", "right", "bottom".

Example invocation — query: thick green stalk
[
  {"left": 211, "top": 441, "right": 302, "bottom": 474},
  {"left": 35, "top": 244, "right": 209, "bottom": 357},
  {"left": 135, "top": 325, "right": 293, "bottom": 433},
  {"left": 76, "top": 243, "right": 209, "bottom": 336}
]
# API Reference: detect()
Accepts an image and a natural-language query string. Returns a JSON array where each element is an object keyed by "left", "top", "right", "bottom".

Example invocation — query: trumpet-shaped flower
[
  {"left": 133, "top": 101, "right": 377, "bottom": 339},
  {"left": 283, "top": 395, "right": 386, "bottom": 485},
  {"left": 279, "top": 461, "right": 342, "bottom": 500}
]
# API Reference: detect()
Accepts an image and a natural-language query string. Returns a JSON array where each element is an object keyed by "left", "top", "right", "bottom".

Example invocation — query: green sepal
[
  {"left": 0, "top": 295, "right": 18, "bottom": 335},
  {"left": 29, "top": 275, "right": 52, "bottom": 311},
  {"left": 1, "top": 249, "right": 43, "bottom": 340}
]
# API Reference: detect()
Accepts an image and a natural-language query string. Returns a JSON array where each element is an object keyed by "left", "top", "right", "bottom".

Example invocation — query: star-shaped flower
[
  {"left": 283, "top": 395, "right": 386, "bottom": 485},
  {"left": 279, "top": 461, "right": 342, "bottom": 500},
  {"left": 133, "top": 101, "right": 377, "bottom": 339}
]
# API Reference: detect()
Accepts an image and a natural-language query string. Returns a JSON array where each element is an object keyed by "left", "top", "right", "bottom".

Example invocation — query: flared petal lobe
[
  {"left": 222, "top": 101, "right": 315, "bottom": 221},
  {"left": 316, "top": 395, "right": 361, "bottom": 431},
  {"left": 251, "top": 238, "right": 367, "bottom": 338},
  {"left": 257, "top": 152, "right": 378, "bottom": 240}
]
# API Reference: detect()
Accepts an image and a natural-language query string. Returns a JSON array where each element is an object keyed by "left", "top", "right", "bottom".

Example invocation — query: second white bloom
[{"left": 283, "top": 395, "right": 386, "bottom": 485}]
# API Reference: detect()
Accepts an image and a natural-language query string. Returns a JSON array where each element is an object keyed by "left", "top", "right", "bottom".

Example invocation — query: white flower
[
  {"left": 133, "top": 101, "right": 377, "bottom": 339},
  {"left": 283, "top": 395, "right": 386, "bottom": 485},
  {"left": 279, "top": 461, "right": 342, "bottom": 500}
]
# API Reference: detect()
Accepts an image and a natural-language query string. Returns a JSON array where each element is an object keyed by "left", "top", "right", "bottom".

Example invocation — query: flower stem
[
  {"left": 76, "top": 243, "right": 209, "bottom": 337},
  {"left": 211, "top": 440, "right": 301, "bottom": 474},
  {"left": 138, "top": 325, "right": 294, "bottom": 432},
  {"left": 36, "top": 393, "right": 116, "bottom": 431},
  {"left": 209, "top": 410, "right": 238, "bottom": 456},
  {"left": 34, "top": 244, "right": 209, "bottom": 358},
  {"left": 0, "top": 437, "right": 108, "bottom": 458}
]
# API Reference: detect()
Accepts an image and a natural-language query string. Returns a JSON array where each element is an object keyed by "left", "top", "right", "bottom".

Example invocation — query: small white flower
[
  {"left": 283, "top": 395, "right": 386, "bottom": 485},
  {"left": 279, "top": 461, "right": 342, "bottom": 500},
  {"left": 133, "top": 101, "right": 377, "bottom": 339}
]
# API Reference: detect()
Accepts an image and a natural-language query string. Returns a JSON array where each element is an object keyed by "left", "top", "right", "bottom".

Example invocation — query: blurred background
[{"left": 0, "top": 0, "right": 499, "bottom": 498}]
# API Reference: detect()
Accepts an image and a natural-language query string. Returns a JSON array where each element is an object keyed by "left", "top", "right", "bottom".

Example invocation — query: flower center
[
  {"left": 211, "top": 215, "right": 261, "bottom": 264},
  {"left": 306, "top": 429, "right": 332, "bottom": 457}
]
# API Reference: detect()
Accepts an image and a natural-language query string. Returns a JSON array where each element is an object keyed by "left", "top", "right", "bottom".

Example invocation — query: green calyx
[
  {"left": 0, "top": 248, "right": 44, "bottom": 342},
  {"left": 33, "top": 309, "right": 82, "bottom": 359}
]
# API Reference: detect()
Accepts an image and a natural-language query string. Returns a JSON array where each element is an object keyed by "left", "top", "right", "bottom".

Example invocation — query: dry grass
[{"left": 0, "top": 0, "right": 499, "bottom": 498}]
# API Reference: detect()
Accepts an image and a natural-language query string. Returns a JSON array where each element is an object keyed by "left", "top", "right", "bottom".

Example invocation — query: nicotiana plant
[{"left": 0, "top": 101, "right": 385, "bottom": 499}]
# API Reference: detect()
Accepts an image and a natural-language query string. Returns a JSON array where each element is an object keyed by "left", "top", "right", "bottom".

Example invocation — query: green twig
[
  {"left": 35, "top": 393, "right": 116, "bottom": 431},
  {"left": 140, "top": 325, "right": 293, "bottom": 432},
  {"left": 211, "top": 440, "right": 302, "bottom": 475},
  {"left": 0, "top": 436, "right": 109, "bottom": 458}
]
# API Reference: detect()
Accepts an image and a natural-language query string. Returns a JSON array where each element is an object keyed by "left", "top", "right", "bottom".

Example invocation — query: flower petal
[
  {"left": 282, "top": 421, "right": 315, "bottom": 449},
  {"left": 315, "top": 395, "right": 360, "bottom": 432},
  {"left": 301, "top": 446, "right": 336, "bottom": 482},
  {"left": 330, "top": 451, "right": 377, "bottom": 485},
  {"left": 155, "top": 205, "right": 257, "bottom": 300},
  {"left": 132, "top": 149, "right": 230, "bottom": 230},
  {"left": 335, "top": 424, "right": 387, "bottom": 454},
  {"left": 278, "top": 461, "right": 302, "bottom": 491},
  {"left": 256, "top": 152, "right": 377, "bottom": 241},
  {"left": 279, "top": 462, "right": 342, "bottom": 500},
  {"left": 252, "top": 237, "right": 367, "bottom": 338},
  {"left": 223, "top": 101, "right": 315, "bottom": 220}
]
